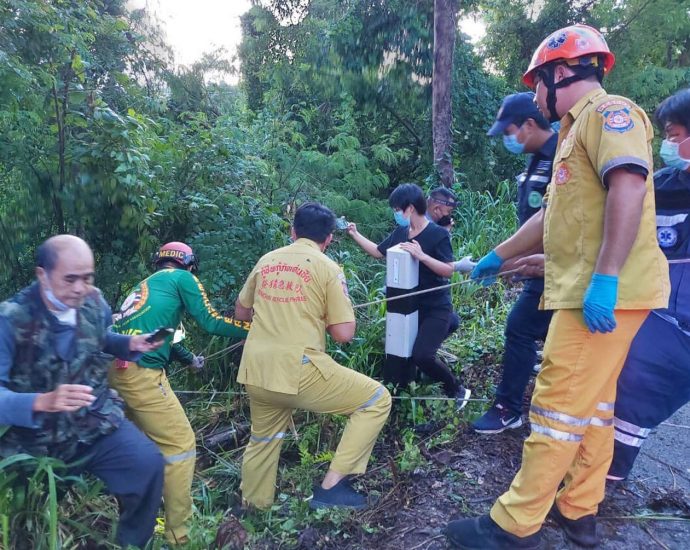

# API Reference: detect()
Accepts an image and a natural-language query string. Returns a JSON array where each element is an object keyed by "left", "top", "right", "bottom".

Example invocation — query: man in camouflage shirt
[{"left": 0, "top": 235, "right": 165, "bottom": 548}]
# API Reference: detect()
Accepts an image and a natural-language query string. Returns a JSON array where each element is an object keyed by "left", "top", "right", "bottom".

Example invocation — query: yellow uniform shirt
[
  {"left": 543, "top": 88, "right": 669, "bottom": 310},
  {"left": 237, "top": 238, "right": 355, "bottom": 394}
]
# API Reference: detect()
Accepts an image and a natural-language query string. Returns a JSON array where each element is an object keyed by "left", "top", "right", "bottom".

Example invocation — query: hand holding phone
[{"left": 145, "top": 327, "right": 174, "bottom": 344}]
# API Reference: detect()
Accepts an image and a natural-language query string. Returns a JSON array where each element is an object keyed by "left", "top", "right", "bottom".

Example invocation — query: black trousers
[
  {"left": 496, "top": 278, "right": 553, "bottom": 414},
  {"left": 73, "top": 419, "right": 165, "bottom": 548},
  {"left": 411, "top": 306, "right": 461, "bottom": 396}
]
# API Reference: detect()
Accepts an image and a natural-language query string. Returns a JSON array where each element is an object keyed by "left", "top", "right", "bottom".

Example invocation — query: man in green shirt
[{"left": 110, "top": 241, "right": 249, "bottom": 544}]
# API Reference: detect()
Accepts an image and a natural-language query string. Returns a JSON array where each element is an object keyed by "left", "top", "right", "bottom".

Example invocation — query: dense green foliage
[
  {"left": 481, "top": 0, "right": 690, "bottom": 114},
  {"left": 0, "top": 0, "right": 688, "bottom": 547}
]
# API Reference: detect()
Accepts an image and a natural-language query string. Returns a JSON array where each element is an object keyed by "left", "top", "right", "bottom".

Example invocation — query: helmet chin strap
[
  {"left": 538, "top": 58, "right": 604, "bottom": 123},
  {"left": 538, "top": 66, "right": 561, "bottom": 123}
]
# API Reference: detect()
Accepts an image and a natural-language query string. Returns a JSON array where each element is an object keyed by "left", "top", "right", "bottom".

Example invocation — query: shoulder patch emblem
[
  {"left": 602, "top": 107, "right": 634, "bottom": 133},
  {"left": 596, "top": 100, "right": 635, "bottom": 133},
  {"left": 657, "top": 227, "right": 678, "bottom": 248},
  {"left": 555, "top": 163, "right": 571, "bottom": 185}
]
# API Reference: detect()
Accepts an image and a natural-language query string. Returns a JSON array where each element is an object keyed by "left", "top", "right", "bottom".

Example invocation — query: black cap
[{"left": 487, "top": 92, "right": 542, "bottom": 136}]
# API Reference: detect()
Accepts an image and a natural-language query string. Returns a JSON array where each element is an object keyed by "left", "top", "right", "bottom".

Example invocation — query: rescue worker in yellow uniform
[
  {"left": 234, "top": 202, "right": 391, "bottom": 510},
  {"left": 110, "top": 242, "right": 250, "bottom": 544},
  {"left": 444, "top": 25, "right": 669, "bottom": 549}
]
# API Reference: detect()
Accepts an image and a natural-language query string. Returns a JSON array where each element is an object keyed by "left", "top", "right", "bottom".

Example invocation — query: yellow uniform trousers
[
  {"left": 491, "top": 309, "right": 648, "bottom": 537},
  {"left": 241, "top": 361, "right": 391, "bottom": 508},
  {"left": 109, "top": 364, "right": 196, "bottom": 544}
]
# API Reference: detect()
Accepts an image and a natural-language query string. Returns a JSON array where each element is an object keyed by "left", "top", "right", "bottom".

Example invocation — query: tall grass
[
  {"left": 0, "top": 454, "right": 96, "bottom": 549},
  {"left": 451, "top": 179, "right": 517, "bottom": 258}
]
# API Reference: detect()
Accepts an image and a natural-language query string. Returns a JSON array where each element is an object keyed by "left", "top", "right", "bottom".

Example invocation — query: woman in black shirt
[{"left": 348, "top": 184, "right": 471, "bottom": 408}]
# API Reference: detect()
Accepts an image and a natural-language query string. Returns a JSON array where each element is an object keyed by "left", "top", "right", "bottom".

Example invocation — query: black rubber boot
[
  {"left": 549, "top": 504, "right": 598, "bottom": 547},
  {"left": 444, "top": 514, "right": 543, "bottom": 549},
  {"left": 309, "top": 478, "right": 367, "bottom": 510}
]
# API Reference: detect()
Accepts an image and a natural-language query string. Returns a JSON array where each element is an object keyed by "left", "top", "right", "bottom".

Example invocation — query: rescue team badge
[
  {"left": 337, "top": 272, "right": 350, "bottom": 297},
  {"left": 528, "top": 191, "right": 543, "bottom": 208},
  {"left": 555, "top": 163, "right": 571, "bottom": 185},
  {"left": 657, "top": 227, "right": 678, "bottom": 248},
  {"left": 113, "top": 282, "right": 149, "bottom": 322},
  {"left": 596, "top": 100, "right": 634, "bottom": 133}
]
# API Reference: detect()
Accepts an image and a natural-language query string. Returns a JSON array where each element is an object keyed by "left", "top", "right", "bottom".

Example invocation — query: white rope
[
  {"left": 194, "top": 270, "right": 519, "bottom": 361},
  {"left": 353, "top": 268, "right": 521, "bottom": 309},
  {"left": 352, "top": 258, "right": 690, "bottom": 309},
  {"left": 203, "top": 341, "right": 244, "bottom": 360}
]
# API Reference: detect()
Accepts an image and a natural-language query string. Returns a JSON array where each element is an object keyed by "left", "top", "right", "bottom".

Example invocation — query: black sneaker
[
  {"left": 548, "top": 504, "right": 598, "bottom": 547},
  {"left": 444, "top": 514, "right": 542, "bottom": 549},
  {"left": 309, "top": 478, "right": 367, "bottom": 510},
  {"left": 471, "top": 403, "right": 522, "bottom": 434},
  {"left": 455, "top": 386, "right": 472, "bottom": 411}
]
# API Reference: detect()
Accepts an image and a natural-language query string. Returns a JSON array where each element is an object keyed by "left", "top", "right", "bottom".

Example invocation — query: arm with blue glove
[
  {"left": 584, "top": 169, "right": 647, "bottom": 333},
  {"left": 471, "top": 209, "right": 545, "bottom": 285},
  {"left": 583, "top": 274, "right": 618, "bottom": 332},
  {"left": 471, "top": 250, "right": 505, "bottom": 286}
]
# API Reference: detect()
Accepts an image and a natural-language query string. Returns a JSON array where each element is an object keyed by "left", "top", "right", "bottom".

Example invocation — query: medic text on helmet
[{"left": 159, "top": 249, "right": 188, "bottom": 261}]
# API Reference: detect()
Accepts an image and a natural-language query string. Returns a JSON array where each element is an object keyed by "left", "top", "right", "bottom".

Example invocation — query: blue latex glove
[
  {"left": 470, "top": 250, "right": 504, "bottom": 286},
  {"left": 582, "top": 273, "right": 618, "bottom": 333}
]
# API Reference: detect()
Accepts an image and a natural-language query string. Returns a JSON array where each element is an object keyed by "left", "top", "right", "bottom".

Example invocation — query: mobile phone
[
  {"left": 146, "top": 327, "right": 174, "bottom": 344},
  {"left": 335, "top": 216, "right": 349, "bottom": 230}
]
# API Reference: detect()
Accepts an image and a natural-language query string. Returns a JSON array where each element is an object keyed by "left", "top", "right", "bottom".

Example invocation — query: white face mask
[
  {"left": 44, "top": 284, "right": 71, "bottom": 312},
  {"left": 52, "top": 308, "right": 77, "bottom": 326},
  {"left": 41, "top": 276, "right": 77, "bottom": 324}
]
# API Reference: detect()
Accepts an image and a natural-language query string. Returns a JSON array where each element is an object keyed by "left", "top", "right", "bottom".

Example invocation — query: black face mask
[{"left": 437, "top": 215, "right": 452, "bottom": 227}]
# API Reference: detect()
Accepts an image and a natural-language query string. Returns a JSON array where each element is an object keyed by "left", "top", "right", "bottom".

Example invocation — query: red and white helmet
[
  {"left": 522, "top": 24, "right": 615, "bottom": 122},
  {"left": 153, "top": 242, "right": 199, "bottom": 271},
  {"left": 523, "top": 24, "right": 615, "bottom": 88}
]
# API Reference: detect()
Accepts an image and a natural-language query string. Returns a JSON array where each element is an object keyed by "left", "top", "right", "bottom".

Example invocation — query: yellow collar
[
  {"left": 293, "top": 238, "right": 323, "bottom": 251},
  {"left": 564, "top": 88, "right": 607, "bottom": 122}
]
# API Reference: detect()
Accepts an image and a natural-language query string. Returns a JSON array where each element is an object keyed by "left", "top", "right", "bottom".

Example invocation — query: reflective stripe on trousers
[
  {"left": 164, "top": 449, "right": 197, "bottom": 464},
  {"left": 613, "top": 416, "right": 651, "bottom": 447},
  {"left": 530, "top": 402, "right": 615, "bottom": 441},
  {"left": 490, "top": 309, "right": 648, "bottom": 538}
]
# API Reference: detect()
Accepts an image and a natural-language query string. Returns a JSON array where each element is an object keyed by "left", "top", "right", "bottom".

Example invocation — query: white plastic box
[
  {"left": 385, "top": 311, "right": 418, "bottom": 358},
  {"left": 386, "top": 244, "right": 419, "bottom": 289}
]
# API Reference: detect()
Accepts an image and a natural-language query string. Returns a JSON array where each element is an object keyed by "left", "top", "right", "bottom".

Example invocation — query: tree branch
[{"left": 381, "top": 103, "right": 422, "bottom": 147}]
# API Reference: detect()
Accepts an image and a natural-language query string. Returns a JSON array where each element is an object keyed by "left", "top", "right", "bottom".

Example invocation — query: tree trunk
[{"left": 432, "top": 0, "right": 458, "bottom": 187}]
